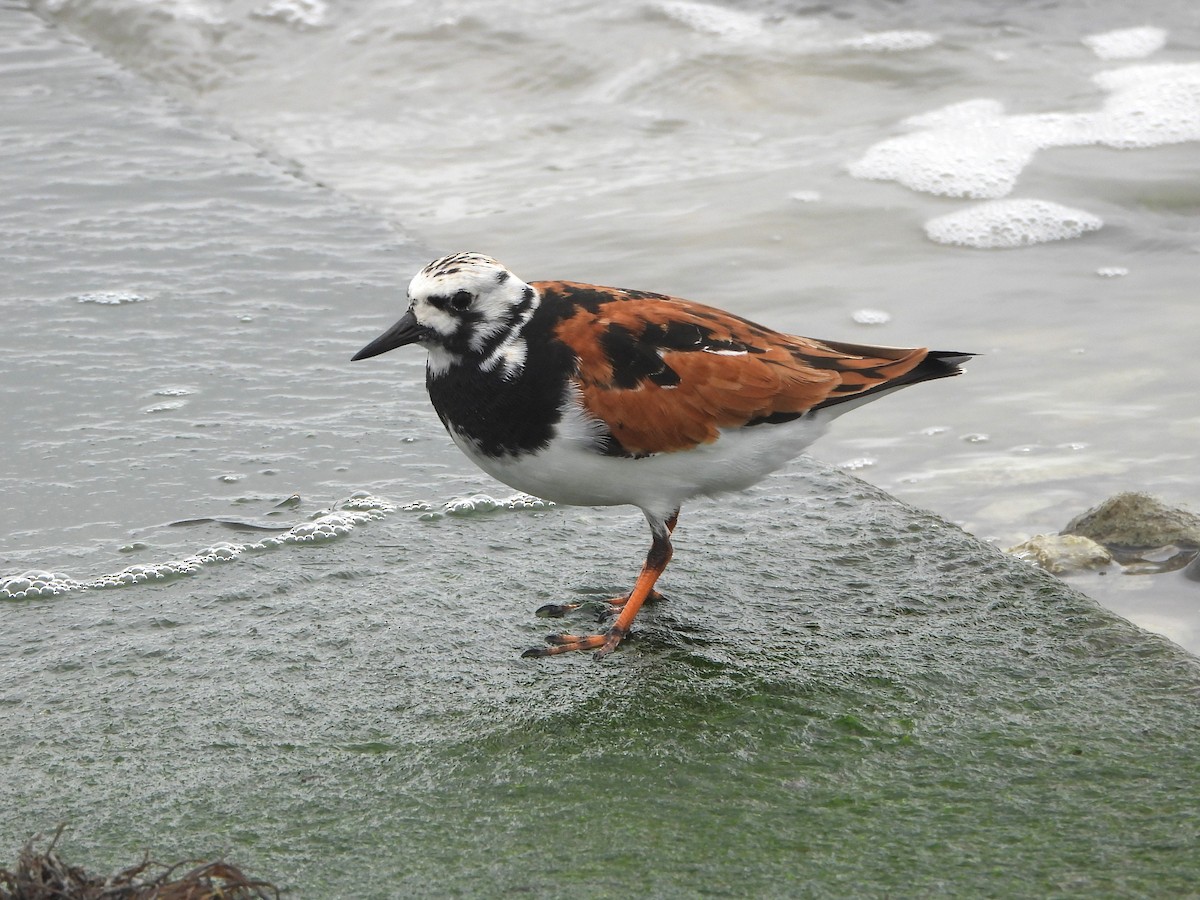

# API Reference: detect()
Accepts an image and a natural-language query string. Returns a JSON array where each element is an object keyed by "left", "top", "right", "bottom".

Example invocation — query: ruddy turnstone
[{"left": 353, "top": 252, "right": 972, "bottom": 660}]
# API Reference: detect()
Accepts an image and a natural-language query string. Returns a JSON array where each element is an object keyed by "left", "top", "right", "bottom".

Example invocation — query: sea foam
[{"left": 850, "top": 61, "right": 1200, "bottom": 200}]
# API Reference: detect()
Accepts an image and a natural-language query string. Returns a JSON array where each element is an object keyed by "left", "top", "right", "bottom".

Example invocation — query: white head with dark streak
[{"left": 352, "top": 252, "right": 539, "bottom": 378}]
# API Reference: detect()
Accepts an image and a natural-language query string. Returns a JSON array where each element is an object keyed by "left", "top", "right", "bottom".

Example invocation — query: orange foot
[
  {"left": 521, "top": 625, "right": 629, "bottom": 660},
  {"left": 521, "top": 511, "right": 676, "bottom": 661}
]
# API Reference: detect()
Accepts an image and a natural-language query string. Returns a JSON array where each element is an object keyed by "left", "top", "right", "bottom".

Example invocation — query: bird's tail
[{"left": 814, "top": 347, "right": 975, "bottom": 414}]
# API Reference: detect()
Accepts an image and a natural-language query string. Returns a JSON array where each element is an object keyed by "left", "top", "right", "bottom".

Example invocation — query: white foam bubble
[
  {"left": 1091, "top": 63, "right": 1200, "bottom": 148},
  {"left": 840, "top": 31, "right": 939, "bottom": 53},
  {"left": 838, "top": 457, "right": 878, "bottom": 471},
  {"left": 75, "top": 290, "right": 145, "bottom": 305},
  {"left": 1083, "top": 27, "right": 1167, "bottom": 61},
  {"left": 656, "top": 1, "right": 763, "bottom": 40},
  {"left": 924, "top": 199, "right": 1103, "bottom": 249},
  {"left": 850, "top": 62, "right": 1200, "bottom": 199},
  {"left": 442, "top": 493, "right": 555, "bottom": 517},
  {"left": 252, "top": 0, "right": 327, "bottom": 29},
  {"left": 848, "top": 101, "right": 1036, "bottom": 199},
  {"left": 1097, "top": 266, "right": 1129, "bottom": 277},
  {"left": 851, "top": 309, "right": 891, "bottom": 325},
  {"left": 0, "top": 570, "right": 82, "bottom": 599},
  {"left": 143, "top": 401, "right": 186, "bottom": 414}
]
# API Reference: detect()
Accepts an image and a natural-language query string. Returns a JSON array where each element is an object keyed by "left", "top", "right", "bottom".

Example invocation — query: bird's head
[{"left": 352, "top": 253, "right": 539, "bottom": 374}]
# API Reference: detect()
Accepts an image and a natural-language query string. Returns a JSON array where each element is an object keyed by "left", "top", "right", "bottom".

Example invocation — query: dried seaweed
[{"left": 0, "top": 826, "right": 280, "bottom": 900}]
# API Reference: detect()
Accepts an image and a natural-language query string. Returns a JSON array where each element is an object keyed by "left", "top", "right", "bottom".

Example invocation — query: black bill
[{"left": 351, "top": 308, "right": 426, "bottom": 361}]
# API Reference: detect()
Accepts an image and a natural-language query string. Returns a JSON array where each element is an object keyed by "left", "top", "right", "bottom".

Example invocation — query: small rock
[
  {"left": 1007, "top": 533, "right": 1113, "bottom": 575},
  {"left": 1063, "top": 492, "right": 1200, "bottom": 550}
]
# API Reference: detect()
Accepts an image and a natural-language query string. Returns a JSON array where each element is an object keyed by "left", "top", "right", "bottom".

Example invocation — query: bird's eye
[{"left": 450, "top": 290, "right": 473, "bottom": 311}]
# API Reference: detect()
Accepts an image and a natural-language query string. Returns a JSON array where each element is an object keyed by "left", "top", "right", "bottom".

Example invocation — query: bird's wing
[{"left": 538, "top": 281, "right": 933, "bottom": 455}]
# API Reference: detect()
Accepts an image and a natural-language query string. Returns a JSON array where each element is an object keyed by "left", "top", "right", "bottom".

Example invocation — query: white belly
[{"left": 448, "top": 403, "right": 832, "bottom": 520}]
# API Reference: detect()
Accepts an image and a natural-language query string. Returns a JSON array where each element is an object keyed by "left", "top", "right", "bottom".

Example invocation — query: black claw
[
  {"left": 535, "top": 603, "right": 573, "bottom": 618},
  {"left": 592, "top": 627, "right": 627, "bottom": 661},
  {"left": 521, "top": 647, "right": 547, "bottom": 659}
]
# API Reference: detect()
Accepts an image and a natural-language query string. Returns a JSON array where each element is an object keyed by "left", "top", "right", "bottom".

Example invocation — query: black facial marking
[
  {"left": 508, "top": 291, "right": 533, "bottom": 321},
  {"left": 421, "top": 252, "right": 498, "bottom": 280},
  {"left": 496, "top": 270, "right": 511, "bottom": 284},
  {"left": 426, "top": 303, "right": 486, "bottom": 357},
  {"left": 425, "top": 297, "right": 575, "bottom": 457}
]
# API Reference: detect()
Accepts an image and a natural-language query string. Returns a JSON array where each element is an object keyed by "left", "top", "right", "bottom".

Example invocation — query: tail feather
[{"left": 814, "top": 349, "right": 975, "bottom": 413}]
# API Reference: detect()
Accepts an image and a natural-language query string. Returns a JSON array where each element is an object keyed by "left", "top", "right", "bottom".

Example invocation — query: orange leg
[{"left": 523, "top": 511, "right": 678, "bottom": 660}]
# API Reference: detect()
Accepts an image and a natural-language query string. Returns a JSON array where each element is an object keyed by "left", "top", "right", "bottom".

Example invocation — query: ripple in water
[
  {"left": 0, "top": 492, "right": 559, "bottom": 599},
  {"left": 0, "top": 493, "right": 395, "bottom": 600}
]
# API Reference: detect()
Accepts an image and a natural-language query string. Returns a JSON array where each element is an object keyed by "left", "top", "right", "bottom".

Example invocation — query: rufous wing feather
[{"left": 542, "top": 281, "right": 949, "bottom": 455}]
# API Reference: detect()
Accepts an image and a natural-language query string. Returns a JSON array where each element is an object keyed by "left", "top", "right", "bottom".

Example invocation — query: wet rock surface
[
  {"left": 1007, "top": 533, "right": 1113, "bottom": 575},
  {"left": 1010, "top": 492, "right": 1200, "bottom": 577},
  {"left": 1064, "top": 492, "right": 1200, "bottom": 550}
]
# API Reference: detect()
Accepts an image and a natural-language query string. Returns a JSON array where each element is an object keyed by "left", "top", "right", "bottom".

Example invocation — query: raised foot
[{"left": 520, "top": 627, "right": 628, "bottom": 660}]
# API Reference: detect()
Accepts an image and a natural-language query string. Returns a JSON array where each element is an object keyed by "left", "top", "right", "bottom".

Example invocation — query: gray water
[{"left": 4, "top": 0, "right": 1200, "bottom": 895}]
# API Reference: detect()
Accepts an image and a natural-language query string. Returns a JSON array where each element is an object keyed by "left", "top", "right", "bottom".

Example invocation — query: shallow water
[{"left": 4, "top": 2, "right": 1200, "bottom": 894}]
